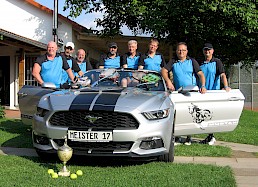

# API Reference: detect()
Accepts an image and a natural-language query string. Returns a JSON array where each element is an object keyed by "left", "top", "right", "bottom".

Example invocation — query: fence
[{"left": 229, "top": 62, "right": 258, "bottom": 110}]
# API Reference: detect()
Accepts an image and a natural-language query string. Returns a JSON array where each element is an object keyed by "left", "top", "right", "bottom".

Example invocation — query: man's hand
[
  {"left": 200, "top": 86, "right": 207, "bottom": 94},
  {"left": 223, "top": 86, "right": 231, "bottom": 92},
  {"left": 166, "top": 81, "right": 175, "bottom": 91},
  {"left": 72, "top": 76, "right": 78, "bottom": 84}
]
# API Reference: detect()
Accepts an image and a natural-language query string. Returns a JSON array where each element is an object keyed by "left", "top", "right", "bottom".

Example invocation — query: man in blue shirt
[
  {"left": 99, "top": 42, "right": 121, "bottom": 69},
  {"left": 162, "top": 42, "right": 206, "bottom": 93},
  {"left": 199, "top": 43, "right": 231, "bottom": 145},
  {"left": 32, "top": 41, "right": 76, "bottom": 88},
  {"left": 61, "top": 42, "right": 83, "bottom": 83},
  {"left": 162, "top": 42, "right": 207, "bottom": 145},
  {"left": 122, "top": 40, "right": 142, "bottom": 69},
  {"left": 138, "top": 38, "right": 165, "bottom": 72},
  {"left": 74, "top": 49, "right": 93, "bottom": 77}
]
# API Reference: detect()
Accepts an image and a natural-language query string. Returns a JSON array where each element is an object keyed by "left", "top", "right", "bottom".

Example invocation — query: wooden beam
[{"left": 18, "top": 49, "right": 25, "bottom": 90}]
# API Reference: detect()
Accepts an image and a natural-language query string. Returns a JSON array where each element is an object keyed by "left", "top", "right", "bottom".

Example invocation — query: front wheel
[{"left": 158, "top": 134, "right": 175, "bottom": 162}]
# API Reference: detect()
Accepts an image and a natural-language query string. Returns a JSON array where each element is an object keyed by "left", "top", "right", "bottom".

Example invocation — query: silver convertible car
[{"left": 18, "top": 69, "right": 245, "bottom": 162}]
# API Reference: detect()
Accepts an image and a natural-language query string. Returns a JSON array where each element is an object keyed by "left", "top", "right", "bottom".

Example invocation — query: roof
[
  {"left": 0, "top": 0, "right": 91, "bottom": 52},
  {"left": 24, "top": 0, "right": 90, "bottom": 32},
  {"left": 0, "top": 28, "right": 47, "bottom": 52}
]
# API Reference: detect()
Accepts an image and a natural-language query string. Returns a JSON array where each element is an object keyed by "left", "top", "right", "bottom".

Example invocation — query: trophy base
[{"left": 58, "top": 171, "right": 70, "bottom": 177}]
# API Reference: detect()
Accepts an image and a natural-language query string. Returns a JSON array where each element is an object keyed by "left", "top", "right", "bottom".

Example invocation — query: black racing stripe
[
  {"left": 69, "top": 93, "right": 98, "bottom": 110},
  {"left": 92, "top": 92, "right": 122, "bottom": 111},
  {"left": 35, "top": 90, "right": 55, "bottom": 97}
]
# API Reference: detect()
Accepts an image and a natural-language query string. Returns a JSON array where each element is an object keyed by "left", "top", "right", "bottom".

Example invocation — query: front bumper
[{"left": 32, "top": 111, "right": 174, "bottom": 158}]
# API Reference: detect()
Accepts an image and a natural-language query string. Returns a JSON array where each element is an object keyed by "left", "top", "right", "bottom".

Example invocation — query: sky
[{"left": 34, "top": 0, "right": 134, "bottom": 36}]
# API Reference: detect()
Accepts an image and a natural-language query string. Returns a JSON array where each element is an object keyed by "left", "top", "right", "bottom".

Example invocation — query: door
[
  {"left": 170, "top": 88, "right": 245, "bottom": 136},
  {"left": 18, "top": 85, "right": 55, "bottom": 125},
  {"left": 0, "top": 56, "right": 10, "bottom": 105}
]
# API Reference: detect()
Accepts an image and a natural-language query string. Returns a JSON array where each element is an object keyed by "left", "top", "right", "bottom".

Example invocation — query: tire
[{"left": 158, "top": 134, "right": 175, "bottom": 162}]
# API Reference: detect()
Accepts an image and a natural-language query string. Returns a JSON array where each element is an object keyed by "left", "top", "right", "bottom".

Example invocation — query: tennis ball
[
  {"left": 70, "top": 173, "right": 77, "bottom": 180},
  {"left": 51, "top": 172, "right": 58, "bottom": 179},
  {"left": 48, "top": 169, "right": 54, "bottom": 174},
  {"left": 76, "top": 170, "right": 83, "bottom": 176}
]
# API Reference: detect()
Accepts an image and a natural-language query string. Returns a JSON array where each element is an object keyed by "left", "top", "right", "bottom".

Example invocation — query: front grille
[
  {"left": 54, "top": 139, "right": 133, "bottom": 153},
  {"left": 49, "top": 111, "right": 139, "bottom": 130}
]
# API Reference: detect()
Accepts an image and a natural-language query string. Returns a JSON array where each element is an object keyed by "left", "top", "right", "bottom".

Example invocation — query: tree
[{"left": 64, "top": 0, "right": 258, "bottom": 65}]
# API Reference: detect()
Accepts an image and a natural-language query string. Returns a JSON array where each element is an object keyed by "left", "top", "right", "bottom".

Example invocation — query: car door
[
  {"left": 169, "top": 88, "right": 245, "bottom": 136},
  {"left": 18, "top": 85, "right": 55, "bottom": 125}
]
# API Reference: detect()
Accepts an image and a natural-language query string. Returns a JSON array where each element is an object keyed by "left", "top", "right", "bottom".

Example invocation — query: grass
[
  {"left": 0, "top": 155, "right": 236, "bottom": 187},
  {"left": 0, "top": 119, "right": 32, "bottom": 148}
]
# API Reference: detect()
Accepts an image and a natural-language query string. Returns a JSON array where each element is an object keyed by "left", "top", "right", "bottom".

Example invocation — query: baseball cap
[
  {"left": 65, "top": 42, "right": 75, "bottom": 49},
  {"left": 108, "top": 42, "right": 118, "bottom": 48},
  {"left": 203, "top": 43, "right": 213, "bottom": 50}
]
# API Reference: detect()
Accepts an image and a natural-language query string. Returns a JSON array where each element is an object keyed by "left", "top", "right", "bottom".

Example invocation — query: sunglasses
[
  {"left": 65, "top": 46, "right": 73, "bottom": 50},
  {"left": 110, "top": 46, "right": 117, "bottom": 49},
  {"left": 203, "top": 48, "right": 212, "bottom": 51}
]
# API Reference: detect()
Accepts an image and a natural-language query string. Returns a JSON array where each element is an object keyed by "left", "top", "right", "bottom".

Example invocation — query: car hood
[{"left": 40, "top": 87, "right": 170, "bottom": 112}]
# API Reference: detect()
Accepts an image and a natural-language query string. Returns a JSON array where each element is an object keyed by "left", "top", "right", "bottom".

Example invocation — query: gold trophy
[{"left": 57, "top": 136, "right": 73, "bottom": 176}]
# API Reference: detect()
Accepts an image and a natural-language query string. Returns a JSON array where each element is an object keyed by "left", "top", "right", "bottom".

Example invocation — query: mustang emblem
[{"left": 85, "top": 115, "right": 102, "bottom": 123}]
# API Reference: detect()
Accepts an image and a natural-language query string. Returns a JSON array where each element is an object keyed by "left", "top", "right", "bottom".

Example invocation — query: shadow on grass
[
  {"left": 0, "top": 119, "right": 33, "bottom": 148},
  {"left": 23, "top": 154, "right": 155, "bottom": 169}
]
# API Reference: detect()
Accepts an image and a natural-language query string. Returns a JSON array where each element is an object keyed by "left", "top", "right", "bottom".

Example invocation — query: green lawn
[{"left": 0, "top": 155, "right": 236, "bottom": 187}]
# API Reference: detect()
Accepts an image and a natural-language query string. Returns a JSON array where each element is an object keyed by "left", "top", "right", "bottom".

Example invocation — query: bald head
[
  {"left": 77, "top": 49, "right": 86, "bottom": 63},
  {"left": 47, "top": 41, "right": 58, "bottom": 57}
]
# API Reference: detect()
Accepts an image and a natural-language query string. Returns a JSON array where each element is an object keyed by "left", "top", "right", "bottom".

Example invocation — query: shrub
[{"left": 0, "top": 105, "right": 5, "bottom": 119}]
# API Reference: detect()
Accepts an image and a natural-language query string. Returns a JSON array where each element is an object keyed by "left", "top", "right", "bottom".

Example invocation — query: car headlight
[
  {"left": 36, "top": 107, "right": 49, "bottom": 117},
  {"left": 142, "top": 108, "right": 170, "bottom": 120}
]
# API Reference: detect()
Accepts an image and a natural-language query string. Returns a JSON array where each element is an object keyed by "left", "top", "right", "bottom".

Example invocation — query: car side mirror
[
  {"left": 178, "top": 85, "right": 199, "bottom": 94},
  {"left": 41, "top": 82, "right": 57, "bottom": 89}
]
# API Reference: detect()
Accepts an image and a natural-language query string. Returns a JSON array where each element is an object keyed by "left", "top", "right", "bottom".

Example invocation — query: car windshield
[{"left": 80, "top": 69, "right": 165, "bottom": 91}]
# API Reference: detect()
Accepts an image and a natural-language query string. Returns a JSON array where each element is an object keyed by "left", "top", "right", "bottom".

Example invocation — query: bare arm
[
  {"left": 66, "top": 68, "right": 76, "bottom": 83},
  {"left": 123, "top": 64, "right": 128, "bottom": 68},
  {"left": 99, "top": 65, "right": 104, "bottom": 69},
  {"left": 197, "top": 71, "right": 207, "bottom": 94},
  {"left": 161, "top": 68, "right": 175, "bottom": 91},
  {"left": 32, "top": 63, "right": 44, "bottom": 85},
  {"left": 221, "top": 73, "right": 231, "bottom": 92}
]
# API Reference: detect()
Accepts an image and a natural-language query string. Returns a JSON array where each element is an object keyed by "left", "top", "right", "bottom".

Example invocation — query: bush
[{"left": 0, "top": 105, "right": 5, "bottom": 119}]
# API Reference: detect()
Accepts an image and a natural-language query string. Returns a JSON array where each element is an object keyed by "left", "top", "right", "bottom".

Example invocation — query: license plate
[{"left": 67, "top": 130, "right": 112, "bottom": 142}]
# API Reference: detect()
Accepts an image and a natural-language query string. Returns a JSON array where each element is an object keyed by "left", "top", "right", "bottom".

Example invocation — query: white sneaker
[
  {"left": 184, "top": 136, "right": 192, "bottom": 145},
  {"left": 208, "top": 137, "right": 216, "bottom": 145},
  {"left": 174, "top": 142, "right": 182, "bottom": 146}
]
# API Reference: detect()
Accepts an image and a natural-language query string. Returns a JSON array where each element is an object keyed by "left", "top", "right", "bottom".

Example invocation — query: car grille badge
[{"left": 85, "top": 115, "right": 102, "bottom": 123}]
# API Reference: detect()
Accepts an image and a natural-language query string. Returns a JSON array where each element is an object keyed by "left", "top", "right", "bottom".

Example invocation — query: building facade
[
  {"left": 0, "top": 0, "right": 172, "bottom": 110},
  {"left": 0, "top": 0, "right": 103, "bottom": 109}
]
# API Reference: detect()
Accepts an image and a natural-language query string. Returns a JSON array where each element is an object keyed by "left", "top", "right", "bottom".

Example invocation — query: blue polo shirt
[
  {"left": 199, "top": 57, "right": 225, "bottom": 90},
  {"left": 121, "top": 52, "right": 142, "bottom": 69},
  {"left": 73, "top": 60, "right": 93, "bottom": 77},
  {"left": 61, "top": 57, "right": 73, "bottom": 84},
  {"left": 139, "top": 52, "right": 165, "bottom": 72},
  {"left": 164, "top": 57, "right": 201, "bottom": 90},
  {"left": 35, "top": 53, "right": 70, "bottom": 88},
  {"left": 99, "top": 53, "right": 121, "bottom": 68}
]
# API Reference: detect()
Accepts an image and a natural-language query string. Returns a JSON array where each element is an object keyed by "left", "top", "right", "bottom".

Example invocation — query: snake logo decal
[{"left": 188, "top": 103, "right": 212, "bottom": 124}]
